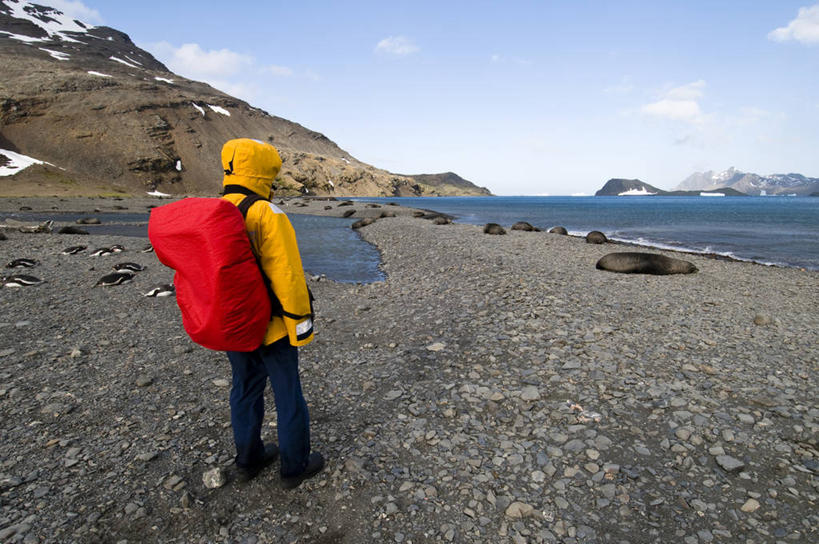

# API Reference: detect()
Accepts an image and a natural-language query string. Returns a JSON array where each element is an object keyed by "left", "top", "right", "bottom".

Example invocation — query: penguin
[
  {"left": 95, "top": 271, "right": 134, "bottom": 287},
  {"left": 6, "top": 258, "right": 39, "bottom": 268},
  {"left": 89, "top": 247, "right": 112, "bottom": 257},
  {"left": 89, "top": 244, "right": 124, "bottom": 257},
  {"left": 142, "top": 284, "right": 175, "bottom": 297},
  {"left": 140, "top": 244, "right": 154, "bottom": 253},
  {"left": 61, "top": 245, "right": 88, "bottom": 255},
  {"left": 1, "top": 274, "right": 44, "bottom": 287},
  {"left": 113, "top": 262, "right": 146, "bottom": 272}
]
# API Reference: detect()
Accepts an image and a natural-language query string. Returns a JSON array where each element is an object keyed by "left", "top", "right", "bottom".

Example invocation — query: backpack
[{"left": 148, "top": 196, "right": 273, "bottom": 352}]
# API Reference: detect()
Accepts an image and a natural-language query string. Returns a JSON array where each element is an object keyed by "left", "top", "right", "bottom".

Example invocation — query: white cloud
[
  {"left": 47, "top": 0, "right": 103, "bottom": 25},
  {"left": 267, "top": 65, "right": 293, "bottom": 77},
  {"left": 490, "top": 53, "right": 532, "bottom": 66},
  {"left": 147, "top": 42, "right": 253, "bottom": 79},
  {"left": 375, "top": 36, "right": 419, "bottom": 56},
  {"left": 604, "top": 76, "right": 635, "bottom": 95},
  {"left": 641, "top": 80, "right": 706, "bottom": 124},
  {"left": 768, "top": 4, "right": 819, "bottom": 44}
]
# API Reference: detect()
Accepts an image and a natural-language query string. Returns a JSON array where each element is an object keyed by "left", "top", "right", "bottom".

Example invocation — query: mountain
[
  {"left": 0, "top": 0, "right": 489, "bottom": 197},
  {"left": 595, "top": 178, "right": 745, "bottom": 197},
  {"left": 398, "top": 172, "right": 491, "bottom": 196},
  {"left": 675, "top": 167, "right": 819, "bottom": 196},
  {"left": 594, "top": 179, "right": 664, "bottom": 196}
]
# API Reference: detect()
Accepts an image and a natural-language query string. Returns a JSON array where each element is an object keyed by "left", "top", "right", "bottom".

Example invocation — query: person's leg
[
  {"left": 259, "top": 338, "right": 311, "bottom": 477},
  {"left": 227, "top": 349, "right": 268, "bottom": 467}
]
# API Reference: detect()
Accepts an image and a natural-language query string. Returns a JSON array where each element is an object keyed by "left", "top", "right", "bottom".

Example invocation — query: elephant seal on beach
[
  {"left": 484, "top": 223, "right": 506, "bottom": 235},
  {"left": 596, "top": 252, "right": 698, "bottom": 275},
  {"left": 342, "top": 209, "right": 355, "bottom": 218},
  {"left": 433, "top": 216, "right": 452, "bottom": 225},
  {"left": 58, "top": 226, "right": 89, "bottom": 235},
  {"left": 511, "top": 221, "right": 540, "bottom": 232},
  {"left": 586, "top": 231, "right": 607, "bottom": 244},
  {"left": 351, "top": 217, "right": 377, "bottom": 229},
  {"left": 549, "top": 226, "right": 568, "bottom": 235}
]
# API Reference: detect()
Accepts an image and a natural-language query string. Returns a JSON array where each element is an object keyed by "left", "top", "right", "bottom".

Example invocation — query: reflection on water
[{"left": 0, "top": 211, "right": 383, "bottom": 283}]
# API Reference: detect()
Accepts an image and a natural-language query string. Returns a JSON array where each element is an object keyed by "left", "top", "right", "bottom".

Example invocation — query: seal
[
  {"left": 58, "top": 226, "right": 89, "bottom": 235},
  {"left": 351, "top": 217, "right": 377, "bottom": 229},
  {"left": 596, "top": 252, "right": 698, "bottom": 275},
  {"left": 549, "top": 226, "right": 568, "bottom": 235},
  {"left": 484, "top": 223, "right": 506, "bottom": 235},
  {"left": 511, "top": 221, "right": 540, "bottom": 232},
  {"left": 586, "top": 231, "right": 607, "bottom": 244},
  {"left": 433, "top": 216, "right": 452, "bottom": 225},
  {"left": 95, "top": 271, "right": 134, "bottom": 287}
]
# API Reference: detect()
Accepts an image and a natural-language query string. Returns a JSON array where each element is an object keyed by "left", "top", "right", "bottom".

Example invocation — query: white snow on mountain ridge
[{"left": 2, "top": 0, "right": 93, "bottom": 42}]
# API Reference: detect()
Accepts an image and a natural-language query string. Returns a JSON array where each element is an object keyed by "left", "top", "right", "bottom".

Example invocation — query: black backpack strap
[
  {"left": 235, "top": 194, "right": 314, "bottom": 322},
  {"left": 223, "top": 184, "right": 259, "bottom": 197}
]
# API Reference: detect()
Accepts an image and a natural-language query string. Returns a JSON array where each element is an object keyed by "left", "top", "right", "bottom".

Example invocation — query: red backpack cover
[{"left": 148, "top": 198, "right": 271, "bottom": 352}]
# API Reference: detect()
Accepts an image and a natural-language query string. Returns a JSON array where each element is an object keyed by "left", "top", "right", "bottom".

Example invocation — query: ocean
[
  {"left": 4, "top": 196, "right": 817, "bottom": 280},
  {"left": 0, "top": 211, "right": 383, "bottom": 283},
  {"left": 354, "top": 196, "right": 819, "bottom": 271}
]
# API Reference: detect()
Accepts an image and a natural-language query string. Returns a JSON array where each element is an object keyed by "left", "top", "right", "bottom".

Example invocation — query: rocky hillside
[
  {"left": 675, "top": 167, "right": 819, "bottom": 196},
  {"left": 0, "top": 0, "right": 489, "bottom": 197}
]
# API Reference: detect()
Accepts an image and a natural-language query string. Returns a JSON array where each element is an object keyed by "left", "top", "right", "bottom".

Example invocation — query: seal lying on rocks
[
  {"left": 596, "top": 252, "right": 698, "bottom": 275},
  {"left": 58, "top": 226, "right": 89, "bottom": 235},
  {"left": 549, "top": 226, "right": 568, "bottom": 235},
  {"left": 484, "top": 223, "right": 506, "bottom": 235},
  {"left": 352, "top": 217, "right": 377, "bottom": 229},
  {"left": 586, "top": 231, "right": 607, "bottom": 244},
  {"left": 511, "top": 221, "right": 540, "bottom": 232},
  {"left": 433, "top": 216, "right": 452, "bottom": 225}
]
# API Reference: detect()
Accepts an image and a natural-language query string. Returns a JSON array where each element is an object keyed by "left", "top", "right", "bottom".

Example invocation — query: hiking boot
[
  {"left": 236, "top": 444, "right": 279, "bottom": 482},
  {"left": 281, "top": 452, "right": 325, "bottom": 489}
]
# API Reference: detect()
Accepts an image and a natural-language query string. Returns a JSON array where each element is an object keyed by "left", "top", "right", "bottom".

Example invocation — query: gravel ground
[{"left": 0, "top": 199, "right": 817, "bottom": 543}]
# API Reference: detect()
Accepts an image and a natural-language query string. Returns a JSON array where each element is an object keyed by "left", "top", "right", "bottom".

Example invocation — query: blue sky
[{"left": 52, "top": 1, "right": 819, "bottom": 195}]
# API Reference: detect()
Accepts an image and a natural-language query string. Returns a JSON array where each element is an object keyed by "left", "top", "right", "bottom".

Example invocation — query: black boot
[
  {"left": 281, "top": 452, "right": 325, "bottom": 489},
  {"left": 236, "top": 444, "right": 279, "bottom": 482}
]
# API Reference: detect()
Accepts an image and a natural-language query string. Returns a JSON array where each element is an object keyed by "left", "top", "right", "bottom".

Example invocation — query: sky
[{"left": 45, "top": 1, "right": 819, "bottom": 195}]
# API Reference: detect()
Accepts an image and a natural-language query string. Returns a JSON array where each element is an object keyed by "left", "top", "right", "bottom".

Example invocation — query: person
[{"left": 219, "top": 138, "right": 324, "bottom": 488}]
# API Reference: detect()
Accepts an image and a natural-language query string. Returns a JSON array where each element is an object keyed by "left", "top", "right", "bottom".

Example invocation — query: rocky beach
[{"left": 0, "top": 197, "right": 817, "bottom": 543}]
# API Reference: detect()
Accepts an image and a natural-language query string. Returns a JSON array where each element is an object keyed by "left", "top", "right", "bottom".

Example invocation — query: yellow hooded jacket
[{"left": 220, "top": 138, "right": 314, "bottom": 347}]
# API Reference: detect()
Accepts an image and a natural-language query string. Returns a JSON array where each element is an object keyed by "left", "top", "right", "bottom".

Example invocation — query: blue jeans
[{"left": 227, "top": 337, "right": 311, "bottom": 477}]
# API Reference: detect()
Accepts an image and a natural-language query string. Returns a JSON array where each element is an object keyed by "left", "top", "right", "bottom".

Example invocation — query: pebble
[
  {"left": 0, "top": 207, "right": 816, "bottom": 544},
  {"left": 202, "top": 468, "right": 226, "bottom": 489},
  {"left": 716, "top": 455, "right": 745, "bottom": 473}
]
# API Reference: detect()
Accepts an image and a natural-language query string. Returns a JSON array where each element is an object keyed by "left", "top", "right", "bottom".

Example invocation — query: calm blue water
[
  {"left": 0, "top": 211, "right": 384, "bottom": 283},
  {"left": 355, "top": 196, "right": 819, "bottom": 271}
]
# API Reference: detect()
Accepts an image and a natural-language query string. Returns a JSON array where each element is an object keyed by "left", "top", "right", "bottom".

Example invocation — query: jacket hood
[{"left": 221, "top": 138, "right": 282, "bottom": 197}]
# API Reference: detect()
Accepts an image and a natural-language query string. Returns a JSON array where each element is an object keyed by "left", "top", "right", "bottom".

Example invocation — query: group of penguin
[{"left": 2, "top": 243, "right": 175, "bottom": 297}]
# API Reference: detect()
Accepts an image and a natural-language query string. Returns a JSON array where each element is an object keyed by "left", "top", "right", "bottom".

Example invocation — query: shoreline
[
  {"left": 2, "top": 195, "right": 811, "bottom": 273},
  {"left": 0, "top": 197, "right": 817, "bottom": 542}
]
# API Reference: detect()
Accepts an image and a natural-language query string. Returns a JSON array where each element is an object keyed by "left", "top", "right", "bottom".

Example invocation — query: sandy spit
[{"left": 0, "top": 198, "right": 817, "bottom": 543}]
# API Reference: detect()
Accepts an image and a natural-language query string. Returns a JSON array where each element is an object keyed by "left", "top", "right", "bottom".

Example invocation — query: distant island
[
  {"left": 594, "top": 179, "right": 746, "bottom": 197},
  {"left": 596, "top": 168, "right": 819, "bottom": 197}
]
